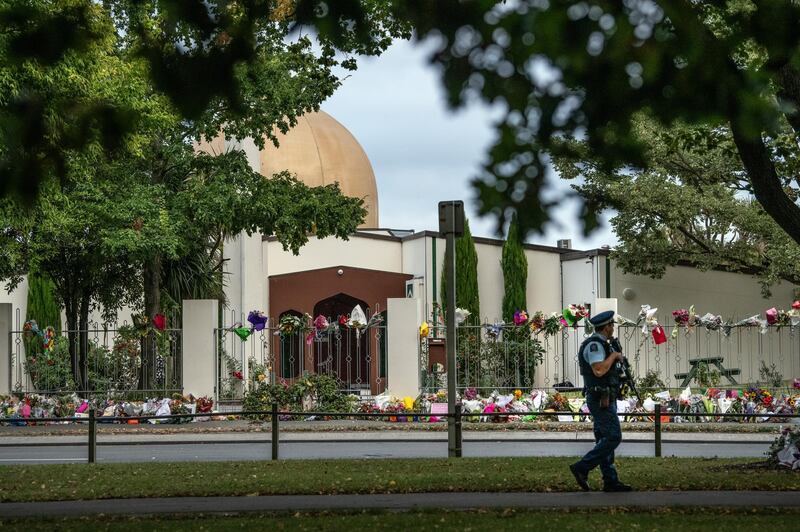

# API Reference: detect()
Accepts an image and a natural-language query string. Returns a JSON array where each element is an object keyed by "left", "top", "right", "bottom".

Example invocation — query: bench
[{"left": 674, "top": 357, "right": 741, "bottom": 387}]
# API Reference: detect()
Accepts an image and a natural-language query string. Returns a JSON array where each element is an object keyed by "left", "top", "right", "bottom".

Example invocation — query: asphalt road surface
[{"left": 0, "top": 438, "right": 769, "bottom": 464}]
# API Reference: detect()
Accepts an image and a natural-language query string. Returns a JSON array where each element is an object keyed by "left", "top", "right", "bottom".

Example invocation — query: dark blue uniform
[{"left": 569, "top": 310, "right": 631, "bottom": 492}]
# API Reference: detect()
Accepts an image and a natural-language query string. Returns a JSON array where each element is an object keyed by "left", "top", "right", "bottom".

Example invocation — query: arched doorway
[{"left": 313, "top": 293, "right": 370, "bottom": 393}]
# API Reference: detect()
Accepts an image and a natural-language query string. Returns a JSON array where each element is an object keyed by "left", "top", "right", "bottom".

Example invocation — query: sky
[{"left": 321, "top": 39, "right": 617, "bottom": 251}]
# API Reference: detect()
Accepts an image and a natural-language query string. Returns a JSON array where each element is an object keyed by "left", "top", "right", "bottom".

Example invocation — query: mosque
[
  {"left": 2, "top": 111, "right": 797, "bottom": 397},
  {"left": 211, "top": 111, "right": 798, "bottom": 393},
  {"left": 215, "top": 110, "right": 797, "bottom": 327}
]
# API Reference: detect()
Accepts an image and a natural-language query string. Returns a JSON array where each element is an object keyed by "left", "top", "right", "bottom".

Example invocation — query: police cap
[{"left": 589, "top": 310, "right": 615, "bottom": 328}]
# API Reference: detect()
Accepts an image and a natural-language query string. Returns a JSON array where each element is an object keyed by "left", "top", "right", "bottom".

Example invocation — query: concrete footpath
[{"left": 2, "top": 491, "right": 799, "bottom": 519}]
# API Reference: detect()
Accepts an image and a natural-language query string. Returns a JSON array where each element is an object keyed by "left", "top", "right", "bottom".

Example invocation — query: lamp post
[{"left": 438, "top": 200, "right": 464, "bottom": 458}]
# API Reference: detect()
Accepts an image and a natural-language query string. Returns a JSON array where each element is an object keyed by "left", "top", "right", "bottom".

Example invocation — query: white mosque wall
[
  {"left": 263, "top": 235, "right": 403, "bottom": 279},
  {"left": 224, "top": 232, "right": 265, "bottom": 325},
  {"left": 612, "top": 263, "right": 800, "bottom": 387},
  {"left": 474, "top": 242, "right": 504, "bottom": 322},
  {"left": 561, "top": 256, "right": 600, "bottom": 312},
  {"left": 429, "top": 236, "right": 565, "bottom": 323},
  {"left": 0, "top": 276, "right": 28, "bottom": 331},
  {"left": 524, "top": 249, "right": 563, "bottom": 315},
  {"left": 399, "top": 235, "right": 429, "bottom": 317},
  {"left": 613, "top": 263, "right": 797, "bottom": 324}
]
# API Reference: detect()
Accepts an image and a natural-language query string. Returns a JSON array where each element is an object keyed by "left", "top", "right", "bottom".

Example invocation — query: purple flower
[{"left": 247, "top": 311, "right": 268, "bottom": 331}]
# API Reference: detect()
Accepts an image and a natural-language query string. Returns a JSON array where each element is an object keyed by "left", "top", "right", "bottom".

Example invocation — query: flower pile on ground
[
  {"left": 767, "top": 425, "right": 800, "bottom": 470},
  {"left": 357, "top": 385, "right": 800, "bottom": 424},
  {"left": 0, "top": 393, "right": 218, "bottom": 425}
]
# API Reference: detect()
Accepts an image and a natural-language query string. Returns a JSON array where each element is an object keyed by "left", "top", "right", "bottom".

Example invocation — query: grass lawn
[
  {"left": 2, "top": 508, "right": 800, "bottom": 531},
  {"left": 0, "top": 457, "right": 798, "bottom": 503}
]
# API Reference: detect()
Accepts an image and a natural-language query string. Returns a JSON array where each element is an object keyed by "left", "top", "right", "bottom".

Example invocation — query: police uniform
[{"left": 569, "top": 310, "right": 632, "bottom": 492}]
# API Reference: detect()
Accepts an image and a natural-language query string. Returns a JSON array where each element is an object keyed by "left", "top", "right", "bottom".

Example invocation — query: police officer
[{"left": 569, "top": 310, "right": 633, "bottom": 492}]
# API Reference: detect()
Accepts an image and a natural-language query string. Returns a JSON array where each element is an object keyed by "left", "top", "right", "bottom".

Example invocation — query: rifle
[{"left": 610, "top": 337, "right": 643, "bottom": 405}]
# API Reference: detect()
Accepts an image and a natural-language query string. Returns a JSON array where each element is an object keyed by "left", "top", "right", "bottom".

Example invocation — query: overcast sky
[{"left": 321, "top": 39, "right": 617, "bottom": 251}]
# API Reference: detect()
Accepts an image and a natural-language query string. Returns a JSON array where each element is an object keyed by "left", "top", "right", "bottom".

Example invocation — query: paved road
[
  {"left": 0, "top": 432, "right": 772, "bottom": 463},
  {"left": 2, "top": 491, "right": 799, "bottom": 519}
]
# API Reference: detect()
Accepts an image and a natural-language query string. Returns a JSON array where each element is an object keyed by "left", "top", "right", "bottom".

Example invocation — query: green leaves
[
  {"left": 501, "top": 213, "right": 527, "bottom": 323},
  {"left": 558, "top": 117, "right": 800, "bottom": 296}
]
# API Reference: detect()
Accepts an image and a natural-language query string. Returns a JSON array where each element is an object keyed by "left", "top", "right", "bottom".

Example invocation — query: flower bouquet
[{"left": 278, "top": 314, "right": 305, "bottom": 337}]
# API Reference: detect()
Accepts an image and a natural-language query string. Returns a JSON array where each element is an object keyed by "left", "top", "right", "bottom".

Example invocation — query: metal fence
[
  {"left": 8, "top": 406, "right": 798, "bottom": 463},
  {"left": 420, "top": 323, "right": 800, "bottom": 393},
  {"left": 215, "top": 317, "right": 387, "bottom": 401},
  {"left": 9, "top": 312, "right": 182, "bottom": 399}
]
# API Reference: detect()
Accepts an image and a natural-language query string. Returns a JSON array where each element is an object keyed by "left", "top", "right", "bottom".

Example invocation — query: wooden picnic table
[{"left": 674, "top": 356, "right": 741, "bottom": 387}]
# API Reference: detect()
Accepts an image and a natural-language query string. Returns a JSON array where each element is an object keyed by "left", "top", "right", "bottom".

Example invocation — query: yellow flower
[
  {"left": 403, "top": 396, "right": 415, "bottom": 410},
  {"left": 419, "top": 322, "right": 430, "bottom": 338},
  {"left": 257, "top": 374, "right": 266, "bottom": 382},
  {"left": 513, "top": 389, "right": 522, "bottom": 400}
]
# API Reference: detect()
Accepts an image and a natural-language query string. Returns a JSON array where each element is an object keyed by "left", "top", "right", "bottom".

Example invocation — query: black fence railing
[{"left": 4, "top": 406, "right": 797, "bottom": 463}]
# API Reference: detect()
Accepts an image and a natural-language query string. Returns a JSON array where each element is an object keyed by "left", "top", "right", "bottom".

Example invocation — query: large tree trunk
[
  {"left": 139, "top": 254, "right": 162, "bottom": 392},
  {"left": 78, "top": 291, "right": 91, "bottom": 395},
  {"left": 730, "top": 123, "right": 800, "bottom": 246},
  {"left": 65, "top": 297, "right": 80, "bottom": 392}
]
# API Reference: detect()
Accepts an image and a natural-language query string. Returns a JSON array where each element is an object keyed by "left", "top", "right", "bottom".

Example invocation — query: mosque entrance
[{"left": 313, "top": 293, "right": 373, "bottom": 394}]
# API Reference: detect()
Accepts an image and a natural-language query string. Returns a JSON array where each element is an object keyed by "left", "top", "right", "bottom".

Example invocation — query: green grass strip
[
  {"left": 3, "top": 508, "right": 800, "bottom": 532},
  {"left": 1, "top": 457, "right": 798, "bottom": 502}
]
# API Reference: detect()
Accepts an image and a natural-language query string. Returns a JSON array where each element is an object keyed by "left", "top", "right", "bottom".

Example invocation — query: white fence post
[
  {"left": 0, "top": 303, "right": 11, "bottom": 395},
  {"left": 182, "top": 300, "right": 219, "bottom": 399},
  {"left": 386, "top": 298, "right": 421, "bottom": 398}
]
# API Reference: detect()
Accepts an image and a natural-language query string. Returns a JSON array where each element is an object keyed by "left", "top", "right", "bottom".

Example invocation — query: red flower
[
  {"left": 338, "top": 315, "right": 349, "bottom": 326},
  {"left": 233, "top": 371, "right": 243, "bottom": 380},
  {"left": 153, "top": 313, "right": 167, "bottom": 331}
]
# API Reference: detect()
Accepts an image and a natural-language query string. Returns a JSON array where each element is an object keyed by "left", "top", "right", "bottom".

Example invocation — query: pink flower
[
  {"left": 672, "top": 309, "right": 689, "bottom": 325},
  {"left": 513, "top": 310, "right": 528, "bottom": 326},
  {"left": 314, "top": 315, "right": 329, "bottom": 330},
  {"left": 765, "top": 307, "right": 778, "bottom": 325}
]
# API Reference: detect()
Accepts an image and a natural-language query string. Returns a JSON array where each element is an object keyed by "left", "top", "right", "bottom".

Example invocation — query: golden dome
[{"left": 259, "top": 111, "right": 379, "bottom": 228}]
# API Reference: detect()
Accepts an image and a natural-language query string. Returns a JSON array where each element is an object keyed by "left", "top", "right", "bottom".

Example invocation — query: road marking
[{"left": 0, "top": 458, "right": 84, "bottom": 462}]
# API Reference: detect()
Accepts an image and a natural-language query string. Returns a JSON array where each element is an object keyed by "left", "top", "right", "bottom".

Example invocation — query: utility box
[{"left": 427, "top": 338, "right": 447, "bottom": 371}]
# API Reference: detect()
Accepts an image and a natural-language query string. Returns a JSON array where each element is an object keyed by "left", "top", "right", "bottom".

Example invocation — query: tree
[
  {"left": 555, "top": 118, "right": 800, "bottom": 297},
  {"left": 441, "top": 218, "right": 480, "bottom": 322},
  {"left": 25, "top": 272, "right": 61, "bottom": 333},
  {"left": 14, "top": 2, "right": 800, "bottom": 253},
  {"left": 501, "top": 213, "right": 527, "bottom": 322},
  {"left": 0, "top": 0, "right": 410, "bottom": 196},
  {"left": 0, "top": 0, "right": 394, "bottom": 392},
  {"left": 389, "top": 1, "right": 800, "bottom": 246}
]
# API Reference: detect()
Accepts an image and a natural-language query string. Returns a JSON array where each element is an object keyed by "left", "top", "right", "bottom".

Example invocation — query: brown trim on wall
[{"left": 268, "top": 265, "right": 412, "bottom": 394}]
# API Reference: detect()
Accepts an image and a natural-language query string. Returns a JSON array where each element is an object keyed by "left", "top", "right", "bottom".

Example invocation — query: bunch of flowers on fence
[{"left": 421, "top": 300, "right": 800, "bottom": 347}]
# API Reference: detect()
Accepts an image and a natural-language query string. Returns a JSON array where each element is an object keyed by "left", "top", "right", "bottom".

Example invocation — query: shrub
[
  {"left": 759, "top": 361, "right": 783, "bottom": 388},
  {"left": 637, "top": 370, "right": 666, "bottom": 390}
]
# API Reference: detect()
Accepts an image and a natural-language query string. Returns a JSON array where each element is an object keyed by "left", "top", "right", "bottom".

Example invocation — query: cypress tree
[
  {"left": 26, "top": 272, "right": 62, "bottom": 332},
  {"left": 440, "top": 218, "right": 480, "bottom": 323},
  {"left": 501, "top": 213, "right": 528, "bottom": 322}
]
